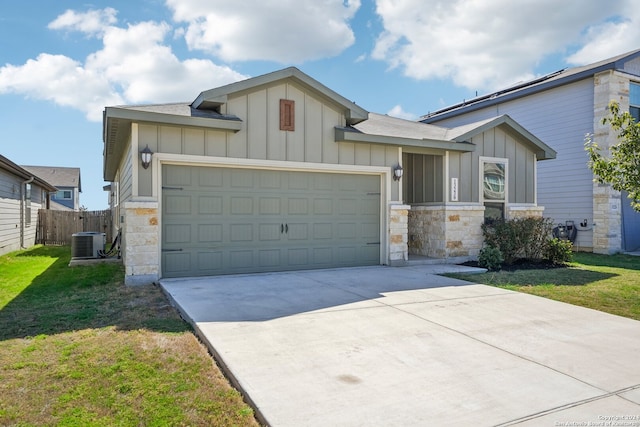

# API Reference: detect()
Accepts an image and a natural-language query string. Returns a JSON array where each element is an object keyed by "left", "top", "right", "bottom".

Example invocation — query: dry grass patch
[{"left": 0, "top": 246, "right": 258, "bottom": 426}]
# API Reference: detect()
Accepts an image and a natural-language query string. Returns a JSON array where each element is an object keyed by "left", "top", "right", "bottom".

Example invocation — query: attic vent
[{"left": 280, "top": 99, "right": 295, "bottom": 131}]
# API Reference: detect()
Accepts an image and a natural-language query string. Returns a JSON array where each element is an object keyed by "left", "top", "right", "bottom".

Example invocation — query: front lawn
[
  {"left": 0, "top": 245, "right": 258, "bottom": 426},
  {"left": 447, "top": 252, "right": 640, "bottom": 320}
]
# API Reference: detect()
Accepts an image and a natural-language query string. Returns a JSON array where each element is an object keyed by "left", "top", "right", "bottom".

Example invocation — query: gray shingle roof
[
  {"left": 21, "top": 165, "right": 81, "bottom": 192},
  {"left": 0, "top": 155, "right": 58, "bottom": 192}
]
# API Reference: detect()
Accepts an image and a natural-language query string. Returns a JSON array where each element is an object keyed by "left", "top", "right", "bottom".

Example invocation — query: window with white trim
[
  {"left": 55, "top": 190, "right": 72, "bottom": 200},
  {"left": 480, "top": 157, "right": 508, "bottom": 223}
]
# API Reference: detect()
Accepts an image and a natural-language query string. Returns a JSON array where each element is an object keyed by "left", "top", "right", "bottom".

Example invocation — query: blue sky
[{"left": 1, "top": 0, "right": 638, "bottom": 210}]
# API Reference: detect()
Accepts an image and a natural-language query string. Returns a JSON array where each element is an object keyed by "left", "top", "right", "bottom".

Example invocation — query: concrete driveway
[{"left": 160, "top": 265, "right": 640, "bottom": 426}]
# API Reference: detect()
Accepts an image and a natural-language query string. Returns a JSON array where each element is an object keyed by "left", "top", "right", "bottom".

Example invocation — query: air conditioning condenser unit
[{"left": 71, "top": 232, "right": 106, "bottom": 259}]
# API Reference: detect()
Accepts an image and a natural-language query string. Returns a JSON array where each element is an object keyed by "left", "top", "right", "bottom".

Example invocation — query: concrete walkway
[{"left": 160, "top": 265, "right": 640, "bottom": 426}]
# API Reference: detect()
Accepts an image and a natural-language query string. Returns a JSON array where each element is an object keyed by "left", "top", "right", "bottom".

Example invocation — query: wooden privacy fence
[{"left": 36, "top": 209, "right": 112, "bottom": 245}]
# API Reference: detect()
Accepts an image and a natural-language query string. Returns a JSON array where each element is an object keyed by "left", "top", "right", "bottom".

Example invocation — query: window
[
  {"left": 280, "top": 99, "right": 295, "bottom": 131},
  {"left": 55, "top": 190, "right": 72, "bottom": 200},
  {"left": 630, "top": 82, "right": 640, "bottom": 123},
  {"left": 481, "top": 157, "right": 507, "bottom": 223},
  {"left": 25, "top": 183, "right": 32, "bottom": 227}
]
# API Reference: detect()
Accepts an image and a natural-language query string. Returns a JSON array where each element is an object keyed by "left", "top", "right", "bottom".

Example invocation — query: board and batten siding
[
  {"left": 118, "top": 139, "right": 134, "bottom": 204},
  {"left": 0, "top": 168, "right": 45, "bottom": 255},
  {"left": 448, "top": 126, "right": 537, "bottom": 204},
  {"left": 431, "top": 78, "right": 595, "bottom": 248},
  {"left": 136, "top": 81, "right": 401, "bottom": 199}
]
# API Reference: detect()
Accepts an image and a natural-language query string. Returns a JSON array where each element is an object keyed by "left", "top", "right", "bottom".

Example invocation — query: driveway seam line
[{"left": 495, "top": 383, "right": 640, "bottom": 426}]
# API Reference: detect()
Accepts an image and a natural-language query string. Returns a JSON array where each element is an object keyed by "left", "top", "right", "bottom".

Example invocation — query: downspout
[{"left": 20, "top": 177, "right": 34, "bottom": 249}]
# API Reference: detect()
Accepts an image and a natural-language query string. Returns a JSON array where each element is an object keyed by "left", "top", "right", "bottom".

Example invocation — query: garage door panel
[
  {"left": 230, "top": 170, "right": 254, "bottom": 188},
  {"left": 288, "top": 248, "right": 309, "bottom": 266},
  {"left": 231, "top": 197, "right": 254, "bottom": 214},
  {"left": 165, "top": 165, "right": 192, "bottom": 186},
  {"left": 259, "top": 197, "right": 281, "bottom": 215},
  {"left": 311, "top": 247, "right": 333, "bottom": 265},
  {"left": 361, "top": 245, "right": 380, "bottom": 261},
  {"left": 337, "top": 246, "right": 358, "bottom": 263},
  {"left": 360, "top": 222, "right": 380, "bottom": 239},
  {"left": 162, "top": 165, "right": 381, "bottom": 277},
  {"left": 312, "top": 174, "right": 331, "bottom": 190},
  {"left": 198, "top": 196, "right": 222, "bottom": 214},
  {"left": 336, "top": 175, "right": 358, "bottom": 191},
  {"left": 165, "top": 224, "right": 191, "bottom": 243},
  {"left": 197, "top": 252, "right": 223, "bottom": 272},
  {"left": 313, "top": 199, "right": 333, "bottom": 215},
  {"left": 338, "top": 223, "right": 357, "bottom": 239},
  {"left": 286, "top": 223, "right": 308, "bottom": 240},
  {"left": 338, "top": 199, "right": 357, "bottom": 215},
  {"left": 258, "top": 249, "right": 282, "bottom": 267},
  {"left": 230, "top": 224, "right": 253, "bottom": 241},
  {"left": 288, "top": 198, "right": 308, "bottom": 215},
  {"left": 198, "top": 224, "right": 222, "bottom": 242},
  {"left": 259, "top": 170, "right": 282, "bottom": 189},
  {"left": 165, "top": 195, "right": 191, "bottom": 214},
  {"left": 198, "top": 168, "right": 223, "bottom": 187},
  {"left": 289, "top": 174, "right": 310, "bottom": 190},
  {"left": 164, "top": 252, "right": 191, "bottom": 275},
  {"left": 313, "top": 223, "right": 332, "bottom": 239},
  {"left": 259, "top": 223, "right": 283, "bottom": 241},
  {"left": 229, "top": 250, "right": 254, "bottom": 268}
]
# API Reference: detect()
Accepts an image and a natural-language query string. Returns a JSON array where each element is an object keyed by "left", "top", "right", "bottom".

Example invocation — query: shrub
[
  {"left": 481, "top": 217, "right": 554, "bottom": 264},
  {"left": 545, "top": 238, "right": 573, "bottom": 265},
  {"left": 478, "top": 246, "right": 504, "bottom": 271}
]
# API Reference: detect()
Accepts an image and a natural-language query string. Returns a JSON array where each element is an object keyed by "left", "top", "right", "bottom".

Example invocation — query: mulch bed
[{"left": 461, "top": 259, "right": 567, "bottom": 271}]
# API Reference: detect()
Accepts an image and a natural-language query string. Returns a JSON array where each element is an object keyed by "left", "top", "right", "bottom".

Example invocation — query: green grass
[
  {"left": 447, "top": 252, "right": 640, "bottom": 320},
  {"left": 0, "top": 245, "right": 258, "bottom": 427}
]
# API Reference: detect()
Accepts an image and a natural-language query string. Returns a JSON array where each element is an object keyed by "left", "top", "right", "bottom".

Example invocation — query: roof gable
[
  {"left": 446, "top": 115, "right": 556, "bottom": 160},
  {"left": 338, "top": 113, "right": 555, "bottom": 159},
  {"left": 192, "top": 67, "right": 369, "bottom": 125}
]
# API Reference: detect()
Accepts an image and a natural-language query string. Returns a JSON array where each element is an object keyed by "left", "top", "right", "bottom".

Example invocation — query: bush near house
[{"left": 480, "top": 217, "right": 572, "bottom": 268}]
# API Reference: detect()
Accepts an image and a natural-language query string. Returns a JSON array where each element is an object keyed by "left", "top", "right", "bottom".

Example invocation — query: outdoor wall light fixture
[
  {"left": 393, "top": 164, "right": 404, "bottom": 181},
  {"left": 140, "top": 145, "right": 153, "bottom": 169}
]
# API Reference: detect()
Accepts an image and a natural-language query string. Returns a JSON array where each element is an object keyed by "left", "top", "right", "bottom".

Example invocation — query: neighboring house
[
  {"left": 0, "top": 154, "right": 57, "bottom": 256},
  {"left": 22, "top": 166, "right": 82, "bottom": 211},
  {"left": 103, "top": 67, "right": 555, "bottom": 285},
  {"left": 422, "top": 48, "right": 640, "bottom": 253}
]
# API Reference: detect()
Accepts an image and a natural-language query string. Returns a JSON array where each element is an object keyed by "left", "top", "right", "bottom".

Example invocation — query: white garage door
[{"left": 162, "top": 165, "right": 381, "bottom": 277}]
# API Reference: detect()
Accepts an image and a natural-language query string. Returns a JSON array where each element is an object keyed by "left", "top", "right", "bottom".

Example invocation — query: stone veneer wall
[
  {"left": 389, "top": 204, "right": 410, "bottom": 266},
  {"left": 123, "top": 201, "right": 159, "bottom": 285},
  {"left": 408, "top": 205, "right": 484, "bottom": 259},
  {"left": 592, "top": 70, "right": 627, "bottom": 254},
  {"left": 508, "top": 206, "right": 544, "bottom": 220}
]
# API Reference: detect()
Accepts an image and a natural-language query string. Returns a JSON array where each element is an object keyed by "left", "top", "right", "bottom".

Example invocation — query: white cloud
[
  {"left": 0, "top": 9, "right": 247, "bottom": 121},
  {"left": 387, "top": 105, "right": 417, "bottom": 121},
  {"left": 48, "top": 7, "right": 118, "bottom": 36},
  {"left": 0, "top": 53, "right": 123, "bottom": 121},
  {"left": 166, "top": 0, "right": 360, "bottom": 63},
  {"left": 372, "top": 0, "right": 634, "bottom": 91},
  {"left": 566, "top": 2, "right": 640, "bottom": 65}
]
